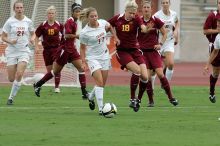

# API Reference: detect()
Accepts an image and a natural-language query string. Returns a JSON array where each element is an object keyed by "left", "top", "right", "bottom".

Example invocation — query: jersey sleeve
[
  {"left": 108, "top": 15, "right": 119, "bottom": 27},
  {"left": 79, "top": 32, "right": 88, "bottom": 45},
  {"left": 2, "top": 19, "right": 11, "bottom": 34},
  {"left": 135, "top": 15, "right": 144, "bottom": 27},
  {"left": 35, "top": 23, "right": 43, "bottom": 37},
  {"left": 28, "top": 20, "right": 35, "bottom": 32},
  {"left": 64, "top": 19, "right": 73, "bottom": 34},
  {"left": 203, "top": 12, "right": 214, "bottom": 29},
  {"left": 173, "top": 12, "right": 178, "bottom": 23},
  {"left": 154, "top": 17, "right": 164, "bottom": 29}
]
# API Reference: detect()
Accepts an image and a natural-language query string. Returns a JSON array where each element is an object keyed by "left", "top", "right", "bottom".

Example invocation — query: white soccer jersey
[
  {"left": 214, "top": 34, "right": 220, "bottom": 49},
  {"left": 79, "top": 19, "right": 110, "bottom": 60},
  {"left": 154, "top": 9, "right": 178, "bottom": 41},
  {"left": 3, "top": 16, "right": 34, "bottom": 56}
]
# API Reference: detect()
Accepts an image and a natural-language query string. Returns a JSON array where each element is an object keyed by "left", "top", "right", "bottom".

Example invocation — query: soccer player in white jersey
[
  {"left": 1, "top": 0, "right": 35, "bottom": 105},
  {"left": 79, "top": 7, "right": 119, "bottom": 115},
  {"left": 152, "top": 0, "right": 179, "bottom": 86}
]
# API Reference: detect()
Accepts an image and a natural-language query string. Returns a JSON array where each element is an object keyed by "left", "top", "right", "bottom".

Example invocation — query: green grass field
[{"left": 0, "top": 85, "right": 219, "bottom": 146}]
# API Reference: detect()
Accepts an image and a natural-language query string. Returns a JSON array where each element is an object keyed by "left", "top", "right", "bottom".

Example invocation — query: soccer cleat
[
  {"left": 88, "top": 99, "right": 95, "bottom": 110},
  {"left": 147, "top": 102, "right": 154, "bottom": 107},
  {"left": 82, "top": 90, "right": 89, "bottom": 100},
  {"left": 209, "top": 95, "right": 216, "bottom": 103},
  {"left": 129, "top": 99, "right": 135, "bottom": 108},
  {"left": 170, "top": 98, "right": 178, "bottom": 106},
  {"left": 7, "top": 99, "right": 13, "bottom": 105},
  {"left": 133, "top": 99, "right": 141, "bottom": 112},
  {"left": 33, "top": 83, "right": 41, "bottom": 97},
  {"left": 54, "top": 88, "right": 60, "bottom": 93}
]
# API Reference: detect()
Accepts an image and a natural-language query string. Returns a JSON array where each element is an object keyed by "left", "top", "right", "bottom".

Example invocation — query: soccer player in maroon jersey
[
  {"left": 33, "top": 3, "right": 89, "bottom": 99},
  {"left": 203, "top": 0, "right": 220, "bottom": 103},
  {"left": 35, "top": 5, "right": 63, "bottom": 93},
  {"left": 204, "top": 14, "right": 220, "bottom": 103},
  {"left": 108, "top": 0, "right": 148, "bottom": 112},
  {"left": 136, "top": 1, "right": 178, "bottom": 108}
]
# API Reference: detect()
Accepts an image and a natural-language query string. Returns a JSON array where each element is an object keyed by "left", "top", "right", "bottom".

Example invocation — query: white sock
[
  {"left": 8, "top": 80, "right": 22, "bottom": 100},
  {"left": 95, "top": 86, "right": 104, "bottom": 112},
  {"left": 166, "top": 68, "right": 174, "bottom": 81},
  {"left": 151, "top": 74, "right": 156, "bottom": 89},
  {"left": 89, "top": 86, "right": 96, "bottom": 100}
]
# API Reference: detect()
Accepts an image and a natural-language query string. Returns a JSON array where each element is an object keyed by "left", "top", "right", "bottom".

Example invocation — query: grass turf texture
[{"left": 0, "top": 85, "right": 219, "bottom": 146}]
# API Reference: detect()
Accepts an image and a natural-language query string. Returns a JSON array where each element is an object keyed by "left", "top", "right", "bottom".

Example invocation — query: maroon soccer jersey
[
  {"left": 64, "top": 17, "right": 77, "bottom": 53},
  {"left": 108, "top": 14, "right": 143, "bottom": 49},
  {"left": 203, "top": 10, "right": 220, "bottom": 43},
  {"left": 35, "top": 21, "right": 64, "bottom": 49},
  {"left": 138, "top": 16, "right": 164, "bottom": 49}
]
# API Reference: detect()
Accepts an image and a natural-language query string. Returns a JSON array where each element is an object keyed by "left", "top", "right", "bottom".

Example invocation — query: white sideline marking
[{"left": 0, "top": 106, "right": 216, "bottom": 110}]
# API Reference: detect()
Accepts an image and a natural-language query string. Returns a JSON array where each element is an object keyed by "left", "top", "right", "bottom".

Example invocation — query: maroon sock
[
  {"left": 79, "top": 73, "right": 86, "bottom": 90},
  {"left": 54, "top": 73, "right": 61, "bottom": 88},
  {"left": 130, "top": 74, "right": 140, "bottom": 99},
  {"left": 210, "top": 74, "right": 218, "bottom": 96},
  {"left": 160, "top": 77, "right": 173, "bottom": 100},
  {"left": 146, "top": 81, "right": 154, "bottom": 103},
  {"left": 137, "top": 80, "right": 148, "bottom": 100},
  {"left": 36, "top": 72, "right": 53, "bottom": 87}
]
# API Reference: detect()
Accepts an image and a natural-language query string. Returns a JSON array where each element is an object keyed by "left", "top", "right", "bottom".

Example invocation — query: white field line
[{"left": 0, "top": 105, "right": 217, "bottom": 110}]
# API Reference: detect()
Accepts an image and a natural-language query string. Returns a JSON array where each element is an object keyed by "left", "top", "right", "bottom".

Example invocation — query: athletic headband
[{"left": 72, "top": 3, "right": 82, "bottom": 11}]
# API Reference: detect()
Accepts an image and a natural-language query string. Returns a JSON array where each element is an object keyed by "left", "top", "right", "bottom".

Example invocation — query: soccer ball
[
  {"left": 102, "top": 103, "right": 117, "bottom": 118},
  {"left": 22, "top": 73, "right": 44, "bottom": 85},
  {"left": 33, "top": 73, "right": 44, "bottom": 83}
]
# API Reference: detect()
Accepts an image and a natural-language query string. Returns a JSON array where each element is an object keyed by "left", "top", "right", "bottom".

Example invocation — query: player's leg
[
  {"left": 135, "top": 63, "right": 148, "bottom": 111},
  {"left": 126, "top": 61, "right": 141, "bottom": 108},
  {"left": 33, "top": 62, "right": 63, "bottom": 97},
  {"left": 163, "top": 51, "right": 174, "bottom": 81},
  {"left": 155, "top": 67, "right": 178, "bottom": 106},
  {"left": 72, "top": 59, "right": 89, "bottom": 100},
  {"left": 151, "top": 70, "right": 157, "bottom": 89},
  {"left": 92, "top": 69, "right": 104, "bottom": 114},
  {"left": 7, "top": 56, "right": 27, "bottom": 105},
  {"left": 209, "top": 66, "right": 220, "bottom": 103}
]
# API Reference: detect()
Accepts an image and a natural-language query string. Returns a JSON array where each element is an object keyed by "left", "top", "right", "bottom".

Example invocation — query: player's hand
[
  {"left": 10, "top": 38, "right": 18, "bottom": 45},
  {"left": 115, "top": 38, "right": 120, "bottom": 46},
  {"left": 154, "top": 44, "right": 161, "bottom": 50},
  {"left": 81, "top": 61, "right": 89, "bottom": 71},
  {"left": 203, "top": 64, "right": 209, "bottom": 75}
]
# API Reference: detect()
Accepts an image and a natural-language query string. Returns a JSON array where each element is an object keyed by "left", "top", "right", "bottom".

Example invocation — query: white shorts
[
  {"left": 160, "top": 39, "right": 175, "bottom": 56},
  {"left": 87, "top": 59, "right": 111, "bottom": 75},
  {"left": 6, "top": 52, "right": 30, "bottom": 66}
]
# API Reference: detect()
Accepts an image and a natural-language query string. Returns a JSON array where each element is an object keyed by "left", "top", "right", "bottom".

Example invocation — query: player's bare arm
[
  {"left": 107, "top": 25, "right": 120, "bottom": 46},
  {"left": 174, "top": 20, "right": 179, "bottom": 45},
  {"left": 1, "top": 32, "right": 18, "bottom": 45},
  {"left": 30, "top": 31, "right": 35, "bottom": 45},
  {"left": 154, "top": 25, "right": 167, "bottom": 50},
  {"left": 65, "top": 34, "right": 79, "bottom": 39},
  {"left": 80, "top": 43, "right": 87, "bottom": 70},
  {"left": 203, "top": 28, "right": 219, "bottom": 35}
]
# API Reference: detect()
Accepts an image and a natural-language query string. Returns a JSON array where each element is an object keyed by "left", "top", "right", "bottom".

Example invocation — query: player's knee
[
  {"left": 8, "top": 77, "right": 15, "bottom": 82},
  {"left": 96, "top": 80, "right": 104, "bottom": 87}
]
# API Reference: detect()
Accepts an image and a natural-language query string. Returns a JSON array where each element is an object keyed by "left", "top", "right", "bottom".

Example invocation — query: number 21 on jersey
[{"left": 122, "top": 24, "right": 130, "bottom": 32}]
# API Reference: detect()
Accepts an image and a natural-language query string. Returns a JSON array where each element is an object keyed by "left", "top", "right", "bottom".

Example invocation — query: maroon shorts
[
  {"left": 211, "top": 51, "right": 220, "bottom": 67},
  {"left": 56, "top": 46, "right": 81, "bottom": 66},
  {"left": 43, "top": 47, "right": 59, "bottom": 66},
  {"left": 116, "top": 48, "right": 145, "bottom": 69},
  {"left": 142, "top": 50, "right": 163, "bottom": 70}
]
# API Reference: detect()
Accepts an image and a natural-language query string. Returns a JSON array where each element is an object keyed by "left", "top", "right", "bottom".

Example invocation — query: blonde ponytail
[{"left": 80, "top": 7, "right": 97, "bottom": 22}]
